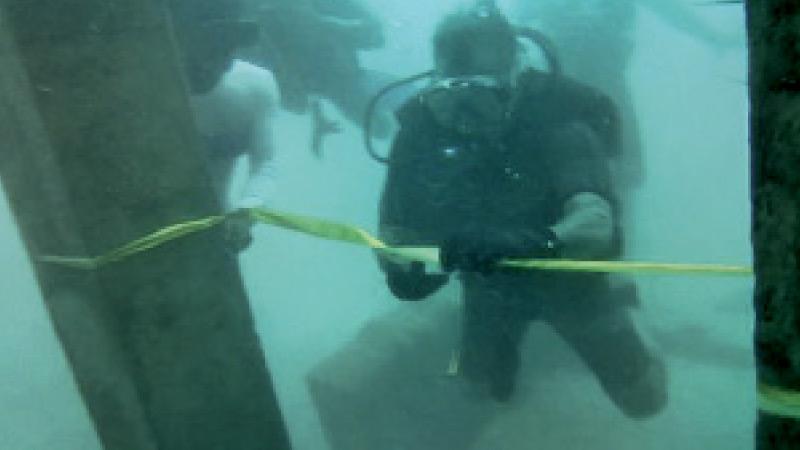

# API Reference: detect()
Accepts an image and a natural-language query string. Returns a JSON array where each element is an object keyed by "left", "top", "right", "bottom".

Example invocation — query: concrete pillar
[
  {"left": 747, "top": 1, "right": 800, "bottom": 448},
  {"left": 0, "top": 1, "right": 291, "bottom": 449}
]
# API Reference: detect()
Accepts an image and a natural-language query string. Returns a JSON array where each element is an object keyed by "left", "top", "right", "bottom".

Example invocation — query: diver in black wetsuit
[{"left": 376, "top": 3, "right": 667, "bottom": 417}]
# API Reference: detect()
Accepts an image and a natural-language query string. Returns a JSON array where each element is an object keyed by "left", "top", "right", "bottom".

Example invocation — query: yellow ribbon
[
  {"left": 38, "top": 214, "right": 226, "bottom": 269},
  {"left": 758, "top": 382, "right": 800, "bottom": 420},
  {"left": 39, "top": 207, "right": 753, "bottom": 276}
]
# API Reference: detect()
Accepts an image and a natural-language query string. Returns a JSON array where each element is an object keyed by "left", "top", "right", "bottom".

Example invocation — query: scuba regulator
[{"left": 363, "top": 0, "right": 562, "bottom": 164}]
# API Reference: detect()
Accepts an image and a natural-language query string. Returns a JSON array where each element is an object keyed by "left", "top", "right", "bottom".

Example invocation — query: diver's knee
[{"left": 611, "top": 357, "right": 668, "bottom": 419}]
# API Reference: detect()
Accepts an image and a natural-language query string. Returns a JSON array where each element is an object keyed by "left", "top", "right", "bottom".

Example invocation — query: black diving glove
[
  {"left": 385, "top": 261, "right": 449, "bottom": 301},
  {"left": 440, "top": 228, "right": 561, "bottom": 274}
]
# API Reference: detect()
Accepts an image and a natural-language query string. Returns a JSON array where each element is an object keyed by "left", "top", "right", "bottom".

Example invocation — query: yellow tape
[
  {"left": 248, "top": 208, "right": 387, "bottom": 249},
  {"left": 38, "top": 215, "right": 226, "bottom": 269},
  {"left": 501, "top": 259, "right": 751, "bottom": 276},
  {"left": 38, "top": 207, "right": 752, "bottom": 277},
  {"left": 758, "top": 383, "right": 800, "bottom": 419}
]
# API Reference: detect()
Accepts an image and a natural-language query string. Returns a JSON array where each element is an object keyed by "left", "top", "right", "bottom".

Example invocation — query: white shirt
[{"left": 190, "top": 60, "right": 280, "bottom": 210}]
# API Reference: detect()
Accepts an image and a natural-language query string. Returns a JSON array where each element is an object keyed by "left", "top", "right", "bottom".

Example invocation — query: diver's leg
[
  {"left": 544, "top": 280, "right": 667, "bottom": 419},
  {"left": 459, "top": 281, "right": 528, "bottom": 402}
]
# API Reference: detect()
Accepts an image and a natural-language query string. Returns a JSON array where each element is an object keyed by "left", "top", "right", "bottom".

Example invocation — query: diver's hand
[
  {"left": 223, "top": 211, "right": 254, "bottom": 253},
  {"left": 440, "top": 228, "right": 560, "bottom": 274},
  {"left": 385, "top": 261, "right": 449, "bottom": 301}
]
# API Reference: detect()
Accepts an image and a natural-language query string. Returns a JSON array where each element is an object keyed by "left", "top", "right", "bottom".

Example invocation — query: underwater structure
[
  {"left": 0, "top": 1, "right": 291, "bottom": 449},
  {"left": 747, "top": 1, "right": 800, "bottom": 448},
  {"left": 1, "top": 0, "right": 800, "bottom": 448}
]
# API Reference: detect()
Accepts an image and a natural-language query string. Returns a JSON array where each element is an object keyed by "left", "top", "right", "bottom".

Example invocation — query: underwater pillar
[
  {"left": 0, "top": 1, "right": 291, "bottom": 449},
  {"left": 747, "top": 1, "right": 800, "bottom": 448}
]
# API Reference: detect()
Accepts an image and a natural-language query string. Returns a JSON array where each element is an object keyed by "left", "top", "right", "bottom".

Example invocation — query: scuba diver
[
  {"left": 170, "top": 0, "right": 280, "bottom": 251},
  {"left": 245, "top": 0, "right": 411, "bottom": 156},
  {"left": 513, "top": 0, "right": 741, "bottom": 191},
  {"left": 376, "top": 2, "right": 667, "bottom": 418}
]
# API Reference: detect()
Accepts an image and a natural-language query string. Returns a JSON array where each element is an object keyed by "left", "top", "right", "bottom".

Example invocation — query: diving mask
[{"left": 422, "top": 75, "right": 511, "bottom": 136}]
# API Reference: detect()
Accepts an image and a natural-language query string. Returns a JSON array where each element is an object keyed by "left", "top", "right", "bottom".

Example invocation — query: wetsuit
[{"left": 378, "top": 69, "right": 666, "bottom": 417}]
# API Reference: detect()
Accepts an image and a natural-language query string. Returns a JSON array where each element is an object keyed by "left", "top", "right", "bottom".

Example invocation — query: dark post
[
  {"left": 0, "top": 1, "right": 291, "bottom": 449},
  {"left": 747, "top": 1, "right": 800, "bottom": 448}
]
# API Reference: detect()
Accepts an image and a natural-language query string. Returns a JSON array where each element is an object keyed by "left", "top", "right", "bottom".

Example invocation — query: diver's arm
[
  {"left": 550, "top": 192, "right": 614, "bottom": 259},
  {"left": 638, "top": 0, "right": 738, "bottom": 47},
  {"left": 238, "top": 75, "right": 279, "bottom": 209},
  {"left": 377, "top": 126, "right": 450, "bottom": 300},
  {"left": 377, "top": 130, "right": 414, "bottom": 262},
  {"left": 544, "top": 121, "right": 617, "bottom": 260},
  {"left": 377, "top": 122, "right": 439, "bottom": 262},
  {"left": 239, "top": 120, "right": 277, "bottom": 209}
]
